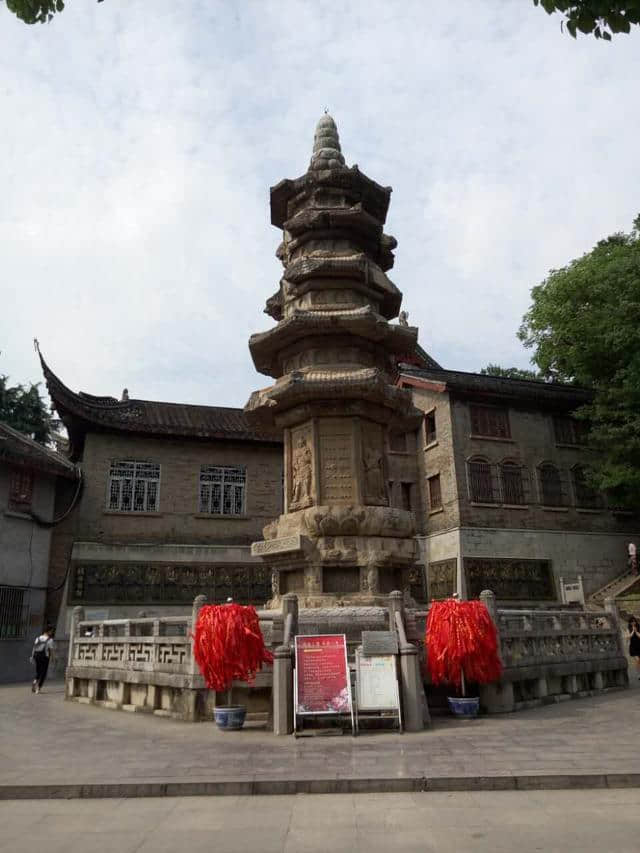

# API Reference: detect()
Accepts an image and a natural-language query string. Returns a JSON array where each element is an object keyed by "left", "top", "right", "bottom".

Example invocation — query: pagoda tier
[{"left": 245, "top": 115, "right": 422, "bottom": 607}]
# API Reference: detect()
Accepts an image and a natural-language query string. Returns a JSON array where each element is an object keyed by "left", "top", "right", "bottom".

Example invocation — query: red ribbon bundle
[
  {"left": 426, "top": 598, "right": 502, "bottom": 690},
  {"left": 193, "top": 603, "right": 273, "bottom": 692}
]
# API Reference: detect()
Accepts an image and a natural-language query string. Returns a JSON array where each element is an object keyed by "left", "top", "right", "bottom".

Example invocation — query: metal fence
[{"left": 0, "top": 586, "right": 30, "bottom": 640}]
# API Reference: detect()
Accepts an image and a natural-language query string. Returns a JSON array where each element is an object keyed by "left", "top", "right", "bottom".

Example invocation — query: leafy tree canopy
[
  {"left": 4, "top": 0, "right": 101, "bottom": 25},
  {"left": 519, "top": 215, "right": 640, "bottom": 507},
  {"left": 533, "top": 1, "right": 640, "bottom": 39},
  {"left": 480, "top": 364, "right": 545, "bottom": 381},
  {"left": 0, "top": 375, "right": 52, "bottom": 445}
]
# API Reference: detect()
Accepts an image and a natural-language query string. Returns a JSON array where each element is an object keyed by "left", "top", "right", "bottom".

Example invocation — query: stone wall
[
  {"left": 460, "top": 527, "right": 634, "bottom": 600},
  {"left": 451, "top": 398, "right": 638, "bottom": 535},
  {"left": 47, "top": 431, "right": 283, "bottom": 634},
  {"left": 0, "top": 465, "right": 57, "bottom": 682},
  {"left": 77, "top": 432, "right": 283, "bottom": 545}
]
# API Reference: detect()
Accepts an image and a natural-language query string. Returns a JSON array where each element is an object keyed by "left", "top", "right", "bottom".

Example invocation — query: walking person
[
  {"left": 30, "top": 626, "right": 55, "bottom": 694},
  {"left": 628, "top": 617, "right": 640, "bottom": 680}
]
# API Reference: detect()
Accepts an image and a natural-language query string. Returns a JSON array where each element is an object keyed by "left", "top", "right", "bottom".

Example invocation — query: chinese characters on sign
[{"left": 294, "top": 634, "right": 352, "bottom": 715}]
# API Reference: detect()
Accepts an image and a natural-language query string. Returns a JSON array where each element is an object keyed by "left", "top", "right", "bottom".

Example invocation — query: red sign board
[{"left": 294, "top": 634, "right": 352, "bottom": 715}]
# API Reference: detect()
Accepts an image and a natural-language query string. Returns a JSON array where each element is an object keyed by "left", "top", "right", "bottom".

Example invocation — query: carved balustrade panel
[
  {"left": 76, "top": 642, "right": 98, "bottom": 663},
  {"left": 102, "top": 643, "right": 125, "bottom": 663},
  {"left": 128, "top": 642, "right": 155, "bottom": 665},
  {"left": 157, "top": 643, "right": 188, "bottom": 665},
  {"left": 498, "top": 607, "right": 622, "bottom": 670}
]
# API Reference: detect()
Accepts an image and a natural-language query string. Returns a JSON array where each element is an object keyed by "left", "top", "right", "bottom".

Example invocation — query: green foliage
[
  {"left": 533, "top": 1, "right": 640, "bottom": 39},
  {"left": 519, "top": 215, "right": 640, "bottom": 507},
  {"left": 480, "top": 364, "right": 545, "bottom": 381},
  {"left": 0, "top": 375, "right": 52, "bottom": 445},
  {"left": 4, "top": 0, "right": 102, "bottom": 25}
]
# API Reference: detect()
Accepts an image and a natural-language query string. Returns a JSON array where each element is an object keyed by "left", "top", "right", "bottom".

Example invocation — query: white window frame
[
  {"left": 107, "top": 460, "right": 161, "bottom": 513},
  {"left": 199, "top": 465, "right": 246, "bottom": 516}
]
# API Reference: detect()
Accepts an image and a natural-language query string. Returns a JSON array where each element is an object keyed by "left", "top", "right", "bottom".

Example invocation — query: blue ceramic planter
[
  {"left": 447, "top": 696, "right": 479, "bottom": 718},
  {"left": 214, "top": 706, "right": 247, "bottom": 731}
]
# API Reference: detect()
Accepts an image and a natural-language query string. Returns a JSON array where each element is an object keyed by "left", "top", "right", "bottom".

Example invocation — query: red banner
[{"left": 295, "top": 634, "right": 351, "bottom": 714}]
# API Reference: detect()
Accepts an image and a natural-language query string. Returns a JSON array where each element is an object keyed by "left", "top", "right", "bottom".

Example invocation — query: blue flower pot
[
  {"left": 447, "top": 696, "right": 479, "bottom": 718},
  {"left": 214, "top": 706, "right": 247, "bottom": 731}
]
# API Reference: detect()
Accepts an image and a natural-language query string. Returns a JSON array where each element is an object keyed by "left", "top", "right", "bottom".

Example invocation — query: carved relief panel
[
  {"left": 288, "top": 423, "right": 315, "bottom": 511},
  {"left": 318, "top": 418, "right": 356, "bottom": 504},
  {"left": 361, "top": 420, "right": 388, "bottom": 506}
]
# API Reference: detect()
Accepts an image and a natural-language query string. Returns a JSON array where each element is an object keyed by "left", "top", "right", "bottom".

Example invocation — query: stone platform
[{"left": 1, "top": 679, "right": 639, "bottom": 799}]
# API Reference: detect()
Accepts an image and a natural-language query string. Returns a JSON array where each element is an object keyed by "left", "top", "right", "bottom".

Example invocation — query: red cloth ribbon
[
  {"left": 426, "top": 598, "right": 502, "bottom": 690},
  {"left": 193, "top": 603, "right": 273, "bottom": 692}
]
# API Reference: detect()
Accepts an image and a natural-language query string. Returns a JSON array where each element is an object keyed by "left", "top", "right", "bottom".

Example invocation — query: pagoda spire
[{"left": 309, "top": 113, "right": 345, "bottom": 171}]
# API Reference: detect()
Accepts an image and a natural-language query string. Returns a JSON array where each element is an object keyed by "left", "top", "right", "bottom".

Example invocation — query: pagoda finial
[{"left": 309, "top": 113, "right": 345, "bottom": 171}]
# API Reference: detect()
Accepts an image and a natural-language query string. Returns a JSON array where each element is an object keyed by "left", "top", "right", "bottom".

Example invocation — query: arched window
[
  {"left": 468, "top": 457, "right": 496, "bottom": 503},
  {"left": 572, "top": 465, "right": 601, "bottom": 509},
  {"left": 538, "top": 463, "right": 564, "bottom": 507},
  {"left": 500, "top": 461, "right": 526, "bottom": 505}
]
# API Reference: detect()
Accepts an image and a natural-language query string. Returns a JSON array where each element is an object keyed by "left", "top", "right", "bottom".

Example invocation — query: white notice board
[{"left": 355, "top": 651, "right": 400, "bottom": 712}]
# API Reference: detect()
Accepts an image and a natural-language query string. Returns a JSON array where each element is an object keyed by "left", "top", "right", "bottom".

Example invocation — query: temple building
[{"left": 36, "top": 116, "right": 639, "bottom": 641}]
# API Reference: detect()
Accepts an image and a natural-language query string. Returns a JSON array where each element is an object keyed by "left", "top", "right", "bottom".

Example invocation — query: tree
[
  {"left": 4, "top": 0, "right": 101, "bottom": 25},
  {"left": 533, "top": 1, "right": 640, "bottom": 39},
  {"left": 519, "top": 215, "right": 640, "bottom": 508},
  {"left": 480, "top": 364, "right": 544, "bottom": 381},
  {"left": 0, "top": 375, "right": 52, "bottom": 445}
]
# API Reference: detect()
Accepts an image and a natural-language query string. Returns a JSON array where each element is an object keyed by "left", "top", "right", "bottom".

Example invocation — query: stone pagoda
[{"left": 246, "top": 115, "right": 422, "bottom": 607}]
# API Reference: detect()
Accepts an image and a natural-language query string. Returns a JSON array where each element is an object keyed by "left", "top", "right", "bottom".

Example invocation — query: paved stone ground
[
  {"left": 1, "top": 680, "right": 639, "bottom": 794},
  {"left": 2, "top": 790, "right": 640, "bottom": 853}
]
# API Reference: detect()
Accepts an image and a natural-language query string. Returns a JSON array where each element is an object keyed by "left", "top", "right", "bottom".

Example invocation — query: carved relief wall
[
  {"left": 361, "top": 421, "right": 387, "bottom": 506},
  {"left": 318, "top": 419, "right": 355, "bottom": 504},
  {"left": 289, "top": 423, "right": 314, "bottom": 510}
]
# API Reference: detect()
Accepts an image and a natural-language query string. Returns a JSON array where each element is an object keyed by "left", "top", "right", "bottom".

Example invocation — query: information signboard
[
  {"left": 356, "top": 652, "right": 399, "bottom": 711},
  {"left": 294, "top": 634, "right": 353, "bottom": 722}
]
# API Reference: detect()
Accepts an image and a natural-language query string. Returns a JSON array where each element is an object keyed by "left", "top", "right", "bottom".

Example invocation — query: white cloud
[{"left": 1, "top": 0, "right": 639, "bottom": 406}]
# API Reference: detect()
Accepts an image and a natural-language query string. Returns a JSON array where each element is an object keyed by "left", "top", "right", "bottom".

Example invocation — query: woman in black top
[{"left": 628, "top": 617, "right": 640, "bottom": 679}]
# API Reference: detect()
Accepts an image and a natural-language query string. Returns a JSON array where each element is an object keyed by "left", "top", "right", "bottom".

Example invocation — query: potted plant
[
  {"left": 426, "top": 597, "right": 502, "bottom": 718},
  {"left": 193, "top": 602, "right": 273, "bottom": 730}
]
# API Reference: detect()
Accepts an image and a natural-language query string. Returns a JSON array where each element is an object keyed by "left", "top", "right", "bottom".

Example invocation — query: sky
[{"left": 2, "top": 1, "right": 639, "bottom": 409}]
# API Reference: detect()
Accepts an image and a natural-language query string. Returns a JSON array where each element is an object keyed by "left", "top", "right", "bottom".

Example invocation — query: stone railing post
[
  {"left": 388, "top": 589, "right": 404, "bottom": 630},
  {"left": 281, "top": 593, "right": 299, "bottom": 637},
  {"left": 68, "top": 605, "right": 84, "bottom": 668},
  {"left": 478, "top": 589, "right": 515, "bottom": 713},
  {"left": 189, "top": 595, "right": 207, "bottom": 676},
  {"left": 272, "top": 644, "right": 294, "bottom": 735},
  {"left": 390, "top": 592, "right": 426, "bottom": 731},
  {"left": 65, "top": 606, "right": 84, "bottom": 699},
  {"left": 272, "top": 593, "right": 297, "bottom": 735},
  {"left": 604, "top": 596, "right": 624, "bottom": 655}
]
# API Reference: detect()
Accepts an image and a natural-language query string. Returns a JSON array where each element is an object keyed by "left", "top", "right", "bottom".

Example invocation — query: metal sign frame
[
  {"left": 293, "top": 633, "right": 355, "bottom": 735},
  {"left": 354, "top": 649, "right": 402, "bottom": 734}
]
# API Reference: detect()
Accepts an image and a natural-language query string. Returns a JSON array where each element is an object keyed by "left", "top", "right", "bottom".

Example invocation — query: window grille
[
  {"left": 199, "top": 465, "right": 246, "bottom": 516},
  {"left": 470, "top": 405, "right": 510, "bottom": 439},
  {"left": 468, "top": 458, "right": 498, "bottom": 503},
  {"left": 9, "top": 467, "right": 34, "bottom": 511},
  {"left": 539, "top": 463, "right": 565, "bottom": 506},
  {"left": 572, "top": 465, "right": 602, "bottom": 509},
  {"left": 107, "top": 461, "right": 160, "bottom": 512},
  {"left": 500, "top": 462, "right": 526, "bottom": 505},
  {"left": 553, "top": 416, "right": 588, "bottom": 446},
  {"left": 425, "top": 411, "right": 437, "bottom": 445},
  {"left": 428, "top": 474, "right": 442, "bottom": 511},
  {"left": 0, "top": 586, "right": 30, "bottom": 640}
]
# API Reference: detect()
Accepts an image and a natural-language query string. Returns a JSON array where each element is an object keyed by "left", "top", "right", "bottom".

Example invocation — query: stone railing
[
  {"left": 479, "top": 592, "right": 628, "bottom": 712},
  {"left": 65, "top": 598, "right": 280, "bottom": 721}
]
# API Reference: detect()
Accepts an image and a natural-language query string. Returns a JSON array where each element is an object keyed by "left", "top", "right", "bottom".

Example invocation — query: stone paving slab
[
  {"left": 1, "top": 681, "right": 639, "bottom": 798},
  {"left": 3, "top": 790, "right": 640, "bottom": 852}
]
